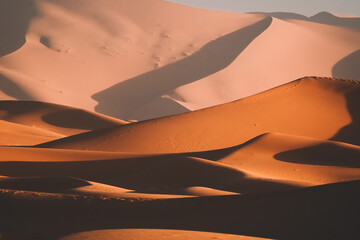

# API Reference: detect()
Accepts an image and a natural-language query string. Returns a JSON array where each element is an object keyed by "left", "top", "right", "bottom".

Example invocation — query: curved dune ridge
[
  {"left": 1, "top": 76, "right": 360, "bottom": 239},
  {"left": 0, "top": 100, "right": 127, "bottom": 145},
  {"left": 1, "top": 0, "right": 360, "bottom": 239},
  {"left": 39, "top": 77, "right": 360, "bottom": 152},
  {"left": 0, "top": 0, "right": 360, "bottom": 120}
]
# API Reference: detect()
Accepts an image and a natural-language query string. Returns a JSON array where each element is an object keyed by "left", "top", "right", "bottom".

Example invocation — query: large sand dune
[
  {"left": 39, "top": 77, "right": 360, "bottom": 152},
  {"left": 1, "top": 0, "right": 360, "bottom": 239},
  {"left": 1, "top": 0, "right": 360, "bottom": 120}
]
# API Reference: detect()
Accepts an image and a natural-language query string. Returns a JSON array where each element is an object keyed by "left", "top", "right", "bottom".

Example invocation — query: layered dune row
[{"left": 1, "top": 77, "right": 360, "bottom": 239}]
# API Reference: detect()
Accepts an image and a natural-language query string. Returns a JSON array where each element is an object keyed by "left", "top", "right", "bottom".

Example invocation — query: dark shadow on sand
[
  {"left": 42, "top": 109, "right": 121, "bottom": 131},
  {"left": 0, "top": 180, "right": 359, "bottom": 240},
  {"left": 0, "top": 152, "right": 298, "bottom": 195},
  {"left": 331, "top": 50, "right": 360, "bottom": 145},
  {"left": 0, "top": 176, "right": 90, "bottom": 193},
  {"left": 275, "top": 64, "right": 360, "bottom": 166},
  {"left": 332, "top": 49, "right": 360, "bottom": 81},
  {"left": 92, "top": 17, "right": 272, "bottom": 121},
  {"left": 0, "top": 0, "right": 37, "bottom": 57},
  {"left": 274, "top": 142, "right": 360, "bottom": 168}
]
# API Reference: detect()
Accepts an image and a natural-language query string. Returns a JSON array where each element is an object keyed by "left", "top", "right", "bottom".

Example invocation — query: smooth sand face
[
  {"left": 0, "top": 0, "right": 359, "bottom": 120},
  {"left": 1, "top": 0, "right": 360, "bottom": 239}
]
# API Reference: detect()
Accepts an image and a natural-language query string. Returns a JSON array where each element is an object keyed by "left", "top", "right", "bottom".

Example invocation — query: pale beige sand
[{"left": 1, "top": 0, "right": 359, "bottom": 120}]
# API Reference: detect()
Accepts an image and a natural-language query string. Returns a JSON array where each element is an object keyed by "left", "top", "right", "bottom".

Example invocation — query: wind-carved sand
[
  {"left": 1, "top": 77, "right": 360, "bottom": 239},
  {"left": 0, "top": 0, "right": 360, "bottom": 239},
  {"left": 1, "top": 0, "right": 360, "bottom": 120}
]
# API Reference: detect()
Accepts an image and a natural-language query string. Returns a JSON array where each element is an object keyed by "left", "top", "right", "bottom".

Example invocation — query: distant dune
[
  {"left": 1, "top": 0, "right": 360, "bottom": 120},
  {"left": 1, "top": 0, "right": 360, "bottom": 239}
]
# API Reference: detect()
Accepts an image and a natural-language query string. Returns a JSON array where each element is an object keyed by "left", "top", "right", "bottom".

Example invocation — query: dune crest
[{"left": 38, "top": 77, "right": 360, "bottom": 153}]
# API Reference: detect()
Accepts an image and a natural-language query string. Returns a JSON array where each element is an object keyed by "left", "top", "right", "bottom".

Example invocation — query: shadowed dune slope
[
  {"left": 0, "top": 180, "right": 359, "bottom": 240},
  {"left": 0, "top": 0, "right": 266, "bottom": 120},
  {"left": 213, "top": 132, "right": 360, "bottom": 185},
  {"left": 0, "top": 146, "right": 305, "bottom": 195},
  {"left": 4, "top": 129, "right": 360, "bottom": 194},
  {"left": 0, "top": 101, "right": 127, "bottom": 136},
  {"left": 39, "top": 77, "right": 360, "bottom": 153}
]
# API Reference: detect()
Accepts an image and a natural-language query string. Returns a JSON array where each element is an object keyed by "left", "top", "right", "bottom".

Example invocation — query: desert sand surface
[
  {"left": 39, "top": 77, "right": 360, "bottom": 152},
  {"left": 1, "top": 0, "right": 360, "bottom": 239},
  {"left": 1, "top": 0, "right": 360, "bottom": 120},
  {"left": 1, "top": 77, "right": 360, "bottom": 239}
]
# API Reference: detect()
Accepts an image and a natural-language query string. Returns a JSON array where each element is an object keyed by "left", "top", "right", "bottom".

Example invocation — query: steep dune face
[
  {"left": 0, "top": 0, "right": 360, "bottom": 120},
  {"left": 39, "top": 77, "right": 360, "bottom": 153}
]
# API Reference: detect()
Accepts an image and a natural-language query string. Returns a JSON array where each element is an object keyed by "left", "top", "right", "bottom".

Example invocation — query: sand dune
[
  {"left": 0, "top": 100, "right": 127, "bottom": 136},
  {"left": 3, "top": 128, "right": 360, "bottom": 195},
  {"left": 0, "top": 100, "right": 127, "bottom": 145},
  {"left": 39, "top": 77, "right": 360, "bottom": 152},
  {"left": 1, "top": 0, "right": 360, "bottom": 120},
  {"left": 215, "top": 133, "right": 360, "bottom": 185},
  {"left": 1, "top": 0, "right": 360, "bottom": 239},
  {"left": 0, "top": 119, "right": 62, "bottom": 145},
  {"left": 0, "top": 146, "right": 303, "bottom": 195}
]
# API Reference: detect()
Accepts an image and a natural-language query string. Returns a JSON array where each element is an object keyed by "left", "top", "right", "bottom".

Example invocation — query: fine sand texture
[
  {"left": 39, "top": 77, "right": 360, "bottom": 153},
  {"left": 1, "top": 0, "right": 360, "bottom": 120}
]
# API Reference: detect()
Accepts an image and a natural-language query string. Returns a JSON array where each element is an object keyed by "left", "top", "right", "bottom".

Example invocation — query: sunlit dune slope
[
  {"left": 0, "top": 120, "right": 62, "bottom": 145},
  {"left": 3, "top": 128, "right": 360, "bottom": 195},
  {"left": 0, "top": 146, "right": 302, "bottom": 195},
  {"left": 39, "top": 77, "right": 360, "bottom": 153},
  {"left": 60, "top": 229, "right": 272, "bottom": 240},
  {"left": 212, "top": 132, "right": 360, "bottom": 185}
]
